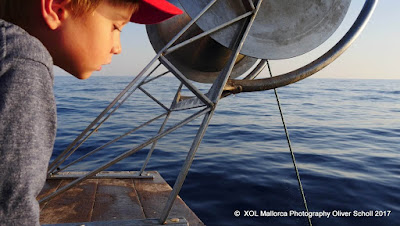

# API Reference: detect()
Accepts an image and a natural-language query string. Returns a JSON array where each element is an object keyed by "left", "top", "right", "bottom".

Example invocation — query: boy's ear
[{"left": 41, "top": 0, "right": 71, "bottom": 30}]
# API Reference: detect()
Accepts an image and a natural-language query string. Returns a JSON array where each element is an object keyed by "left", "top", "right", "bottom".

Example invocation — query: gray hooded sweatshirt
[{"left": 0, "top": 19, "right": 56, "bottom": 225}]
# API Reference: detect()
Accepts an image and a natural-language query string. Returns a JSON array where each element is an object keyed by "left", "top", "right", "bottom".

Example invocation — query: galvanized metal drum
[
  {"left": 180, "top": 0, "right": 351, "bottom": 60},
  {"left": 147, "top": 0, "right": 352, "bottom": 83}
]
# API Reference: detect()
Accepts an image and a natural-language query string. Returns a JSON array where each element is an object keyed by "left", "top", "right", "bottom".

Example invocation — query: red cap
[{"left": 130, "top": 0, "right": 183, "bottom": 24}]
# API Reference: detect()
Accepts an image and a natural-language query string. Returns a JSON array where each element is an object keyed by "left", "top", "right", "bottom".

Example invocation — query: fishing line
[{"left": 267, "top": 60, "right": 313, "bottom": 226}]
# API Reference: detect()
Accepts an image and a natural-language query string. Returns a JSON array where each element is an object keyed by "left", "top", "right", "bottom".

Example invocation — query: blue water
[{"left": 52, "top": 76, "right": 400, "bottom": 226}]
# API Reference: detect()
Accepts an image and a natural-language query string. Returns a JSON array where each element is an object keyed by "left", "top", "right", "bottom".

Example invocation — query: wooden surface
[{"left": 38, "top": 171, "right": 204, "bottom": 226}]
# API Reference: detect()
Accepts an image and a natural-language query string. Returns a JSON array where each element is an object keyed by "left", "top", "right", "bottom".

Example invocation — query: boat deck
[{"left": 38, "top": 171, "right": 204, "bottom": 226}]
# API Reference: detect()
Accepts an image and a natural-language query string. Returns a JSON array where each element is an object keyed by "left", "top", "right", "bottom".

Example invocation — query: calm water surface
[{"left": 52, "top": 76, "right": 400, "bottom": 226}]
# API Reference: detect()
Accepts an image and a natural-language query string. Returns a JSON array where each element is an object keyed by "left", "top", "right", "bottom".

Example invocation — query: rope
[{"left": 266, "top": 60, "right": 313, "bottom": 226}]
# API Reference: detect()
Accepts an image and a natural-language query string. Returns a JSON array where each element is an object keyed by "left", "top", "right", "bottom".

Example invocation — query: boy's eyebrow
[{"left": 115, "top": 12, "right": 131, "bottom": 22}]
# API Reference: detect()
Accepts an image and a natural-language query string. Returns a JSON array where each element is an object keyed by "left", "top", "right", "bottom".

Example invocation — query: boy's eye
[{"left": 113, "top": 25, "right": 122, "bottom": 32}]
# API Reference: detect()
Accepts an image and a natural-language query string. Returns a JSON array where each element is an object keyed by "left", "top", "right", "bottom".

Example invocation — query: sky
[{"left": 55, "top": 0, "right": 400, "bottom": 80}]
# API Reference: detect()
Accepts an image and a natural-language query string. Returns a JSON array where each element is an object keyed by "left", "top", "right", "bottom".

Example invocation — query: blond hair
[
  {"left": 70, "top": 0, "right": 139, "bottom": 17},
  {"left": 0, "top": 0, "right": 139, "bottom": 28}
]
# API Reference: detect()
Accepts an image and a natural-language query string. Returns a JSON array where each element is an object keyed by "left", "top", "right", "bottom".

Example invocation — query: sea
[{"left": 52, "top": 75, "right": 399, "bottom": 226}]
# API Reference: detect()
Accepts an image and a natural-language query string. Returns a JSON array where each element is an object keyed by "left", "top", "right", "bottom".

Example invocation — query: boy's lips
[{"left": 97, "top": 62, "right": 111, "bottom": 71}]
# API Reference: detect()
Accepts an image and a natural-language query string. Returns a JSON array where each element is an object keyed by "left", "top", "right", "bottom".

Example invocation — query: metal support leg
[
  {"left": 159, "top": 110, "right": 215, "bottom": 224},
  {"left": 158, "top": 1, "right": 264, "bottom": 223},
  {"left": 139, "top": 113, "right": 171, "bottom": 176}
]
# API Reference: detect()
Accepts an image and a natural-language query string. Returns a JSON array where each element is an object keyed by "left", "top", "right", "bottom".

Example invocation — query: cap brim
[{"left": 130, "top": 0, "right": 183, "bottom": 25}]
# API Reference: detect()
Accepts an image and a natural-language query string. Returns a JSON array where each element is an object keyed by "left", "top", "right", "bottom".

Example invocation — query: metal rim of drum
[
  {"left": 179, "top": 0, "right": 352, "bottom": 60},
  {"left": 224, "top": 0, "right": 378, "bottom": 93}
]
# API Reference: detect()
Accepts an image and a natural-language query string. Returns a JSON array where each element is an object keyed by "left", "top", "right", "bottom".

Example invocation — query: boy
[{"left": 0, "top": 0, "right": 182, "bottom": 225}]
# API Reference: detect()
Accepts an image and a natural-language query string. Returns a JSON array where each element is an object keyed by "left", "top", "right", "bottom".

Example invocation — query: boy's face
[{"left": 56, "top": 1, "right": 135, "bottom": 79}]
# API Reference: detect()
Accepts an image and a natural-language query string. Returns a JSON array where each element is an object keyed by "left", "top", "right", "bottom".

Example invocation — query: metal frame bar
[
  {"left": 243, "top": 59, "right": 267, "bottom": 80},
  {"left": 165, "top": 11, "right": 253, "bottom": 55},
  {"left": 53, "top": 112, "right": 169, "bottom": 173},
  {"left": 139, "top": 84, "right": 184, "bottom": 176},
  {"left": 138, "top": 112, "right": 172, "bottom": 176},
  {"left": 159, "top": 110, "right": 215, "bottom": 223},
  {"left": 141, "top": 70, "right": 168, "bottom": 85},
  {"left": 138, "top": 86, "right": 170, "bottom": 111},
  {"left": 160, "top": 56, "right": 214, "bottom": 107}
]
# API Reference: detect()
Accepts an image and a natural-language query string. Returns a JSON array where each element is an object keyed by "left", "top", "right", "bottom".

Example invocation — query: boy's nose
[
  {"left": 112, "top": 43, "right": 122, "bottom": 55},
  {"left": 111, "top": 34, "right": 122, "bottom": 55}
]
